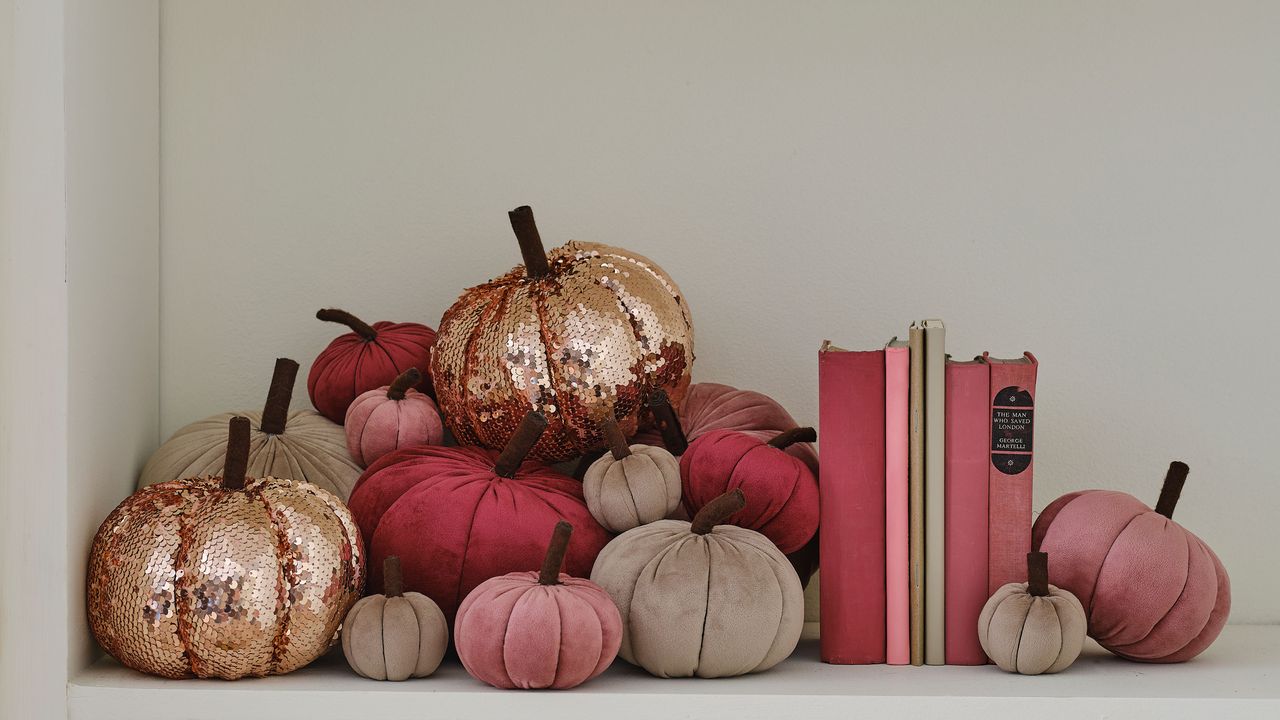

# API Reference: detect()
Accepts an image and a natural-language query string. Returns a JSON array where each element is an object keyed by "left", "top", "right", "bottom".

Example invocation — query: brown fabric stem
[
  {"left": 648, "top": 389, "right": 688, "bottom": 455},
  {"left": 768, "top": 427, "right": 817, "bottom": 450},
  {"left": 600, "top": 417, "right": 631, "bottom": 460},
  {"left": 509, "top": 206, "right": 551, "bottom": 279},
  {"left": 493, "top": 411, "right": 549, "bottom": 477},
  {"left": 387, "top": 367, "right": 421, "bottom": 400},
  {"left": 223, "top": 416, "right": 251, "bottom": 490},
  {"left": 1155, "top": 461, "right": 1189, "bottom": 519},
  {"left": 316, "top": 308, "right": 378, "bottom": 341},
  {"left": 691, "top": 489, "right": 746, "bottom": 535},
  {"left": 259, "top": 358, "right": 299, "bottom": 435},
  {"left": 1027, "top": 552, "right": 1050, "bottom": 597},
  {"left": 539, "top": 521, "right": 574, "bottom": 585},
  {"left": 383, "top": 556, "right": 404, "bottom": 598}
]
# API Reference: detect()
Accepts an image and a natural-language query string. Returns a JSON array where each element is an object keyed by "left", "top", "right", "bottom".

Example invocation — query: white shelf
[{"left": 68, "top": 625, "right": 1279, "bottom": 719}]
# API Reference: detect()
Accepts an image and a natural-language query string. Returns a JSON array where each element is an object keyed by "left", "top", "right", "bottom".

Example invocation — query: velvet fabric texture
[
  {"left": 582, "top": 444, "right": 682, "bottom": 532},
  {"left": 342, "top": 591, "right": 448, "bottom": 681},
  {"left": 679, "top": 430, "right": 819, "bottom": 554},
  {"left": 979, "top": 581, "right": 1086, "bottom": 675},
  {"left": 346, "top": 446, "right": 610, "bottom": 620},
  {"left": 1032, "top": 490, "right": 1230, "bottom": 662},
  {"left": 344, "top": 385, "right": 444, "bottom": 467},
  {"left": 590, "top": 519, "right": 804, "bottom": 678},
  {"left": 455, "top": 571, "right": 622, "bottom": 689},
  {"left": 309, "top": 319, "right": 436, "bottom": 424}
]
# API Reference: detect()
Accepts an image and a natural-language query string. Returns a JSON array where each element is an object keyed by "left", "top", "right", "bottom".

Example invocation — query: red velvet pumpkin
[
  {"left": 455, "top": 522, "right": 622, "bottom": 689},
  {"left": 1032, "top": 462, "right": 1230, "bottom": 662},
  {"left": 309, "top": 308, "right": 436, "bottom": 423},
  {"left": 346, "top": 412, "right": 610, "bottom": 621},
  {"left": 679, "top": 427, "right": 819, "bottom": 554}
]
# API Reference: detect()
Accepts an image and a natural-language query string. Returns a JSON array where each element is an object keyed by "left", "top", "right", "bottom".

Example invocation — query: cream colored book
[{"left": 922, "top": 319, "right": 946, "bottom": 665}]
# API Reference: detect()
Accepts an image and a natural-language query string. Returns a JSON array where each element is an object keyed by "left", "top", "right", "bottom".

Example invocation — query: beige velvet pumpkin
[
  {"left": 978, "top": 552, "right": 1086, "bottom": 675},
  {"left": 590, "top": 489, "right": 804, "bottom": 678},
  {"left": 583, "top": 418, "right": 681, "bottom": 532},
  {"left": 342, "top": 556, "right": 448, "bottom": 681},
  {"left": 139, "top": 358, "right": 362, "bottom": 500}
]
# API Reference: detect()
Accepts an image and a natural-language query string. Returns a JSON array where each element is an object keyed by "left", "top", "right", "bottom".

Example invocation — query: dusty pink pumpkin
[
  {"left": 1032, "top": 462, "right": 1230, "bottom": 662},
  {"left": 344, "top": 368, "right": 444, "bottom": 467},
  {"left": 454, "top": 521, "right": 622, "bottom": 689}
]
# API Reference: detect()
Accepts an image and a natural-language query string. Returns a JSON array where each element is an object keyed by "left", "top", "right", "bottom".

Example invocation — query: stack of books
[{"left": 818, "top": 320, "right": 1037, "bottom": 666}]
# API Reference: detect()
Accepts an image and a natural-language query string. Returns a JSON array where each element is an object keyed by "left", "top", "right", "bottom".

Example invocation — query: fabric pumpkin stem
[
  {"left": 383, "top": 556, "right": 404, "bottom": 598},
  {"left": 259, "top": 357, "right": 299, "bottom": 435},
  {"left": 1155, "top": 461, "right": 1189, "bottom": 519},
  {"left": 539, "top": 521, "right": 574, "bottom": 585},
  {"left": 600, "top": 417, "right": 632, "bottom": 460},
  {"left": 222, "top": 416, "right": 251, "bottom": 490},
  {"left": 316, "top": 308, "right": 378, "bottom": 341},
  {"left": 1027, "top": 552, "right": 1050, "bottom": 597},
  {"left": 648, "top": 389, "right": 688, "bottom": 455},
  {"left": 508, "top": 205, "right": 550, "bottom": 279},
  {"left": 493, "top": 411, "right": 549, "bottom": 478},
  {"left": 387, "top": 368, "right": 422, "bottom": 401},
  {"left": 767, "top": 426, "right": 817, "bottom": 450},
  {"left": 691, "top": 488, "right": 746, "bottom": 534}
]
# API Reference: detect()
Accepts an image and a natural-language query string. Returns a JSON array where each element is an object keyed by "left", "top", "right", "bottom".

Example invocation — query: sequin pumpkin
[{"left": 432, "top": 241, "right": 694, "bottom": 463}]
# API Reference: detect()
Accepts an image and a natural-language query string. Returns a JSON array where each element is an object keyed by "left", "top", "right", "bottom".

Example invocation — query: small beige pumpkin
[
  {"left": 583, "top": 417, "right": 681, "bottom": 532},
  {"left": 342, "top": 556, "right": 448, "bottom": 681},
  {"left": 979, "top": 552, "right": 1086, "bottom": 675}
]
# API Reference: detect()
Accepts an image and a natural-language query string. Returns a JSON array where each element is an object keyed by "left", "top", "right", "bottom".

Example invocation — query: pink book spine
[
  {"left": 884, "top": 344, "right": 910, "bottom": 665},
  {"left": 985, "top": 353, "right": 1038, "bottom": 596},
  {"left": 944, "top": 359, "right": 990, "bottom": 666},
  {"left": 818, "top": 345, "right": 886, "bottom": 664}
]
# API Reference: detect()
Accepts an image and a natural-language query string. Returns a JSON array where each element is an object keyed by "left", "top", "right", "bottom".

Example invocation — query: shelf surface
[{"left": 69, "top": 625, "right": 1280, "bottom": 719}]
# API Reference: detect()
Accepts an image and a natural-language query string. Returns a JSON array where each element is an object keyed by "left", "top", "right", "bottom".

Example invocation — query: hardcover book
[
  {"left": 922, "top": 320, "right": 946, "bottom": 665},
  {"left": 908, "top": 324, "right": 926, "bottom": 666},
  {"left": 983, "top": 352, "right": 1038, "bottom": 596},
  {"left": 885, "top": 338, "right": 910, "bottom": 665},
  {"left": 944, "top": 357, "right": 991, "bottom": 665}
]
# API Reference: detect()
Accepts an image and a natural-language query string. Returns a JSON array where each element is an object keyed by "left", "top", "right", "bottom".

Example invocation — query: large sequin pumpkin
[
  {"left": 89, "top": 417, "right": 365, "bottom": 679},
  {"left": 430, "top": 206, "right": 695, "bottom": 463},
  {"left": 1032, "top": 462, "right": 1230, "bottom": 662},
  {"left": 346, "top": 411, "right": 611, "bottom": 621}
]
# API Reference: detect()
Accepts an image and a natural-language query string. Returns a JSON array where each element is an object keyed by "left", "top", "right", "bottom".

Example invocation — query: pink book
[
  {"left": 983, "top": 352, "right": 1038, "bottom": 596},
  {"left": 944, "top": 358, "right": 990, "bottom": 665},
  {"left": 884, "top": 339, "right": 910, "bottom": 665},
  {"left": 818, "top": 341, "right": 886, "bottom": 664}
]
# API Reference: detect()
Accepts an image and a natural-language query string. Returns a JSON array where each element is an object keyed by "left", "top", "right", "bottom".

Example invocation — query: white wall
[{"left": 160, "top": 1, "right": 1280, "bottom": 622}]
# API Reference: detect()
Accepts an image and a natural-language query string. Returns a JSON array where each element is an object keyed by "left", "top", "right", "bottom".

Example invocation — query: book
[
  {"left": 817, "top": 341, "right": 887, "bottom": 664},
  {"left": 921, "top": 319, "right": 946, "bottom": 665},
  {"left": 983, "top": 352, "right": 1038, "bottom": 596},
  {"left": 944, "top": 357, "right": 991, "bottom": 665},
  {"left": 884, "top": 338, "right": 910, "bottom": 665},
  {"left": 907, "top": 324, "right": 926, "bottom": 666}
]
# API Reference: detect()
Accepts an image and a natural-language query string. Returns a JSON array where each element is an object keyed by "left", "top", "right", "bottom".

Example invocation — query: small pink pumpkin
[
  {"left": 345, "top": 368, "right": 444, "bottom": 467},
  {"left": 1032, "top": 462, "right": 1230, "bottom": 662},
  {"left": 455, "top": 521, "right": 622, "bottom": 689}
]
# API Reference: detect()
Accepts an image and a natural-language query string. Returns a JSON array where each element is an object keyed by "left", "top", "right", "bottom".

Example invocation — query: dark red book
[
  {"left": 983, "top": 352, "right": 1038, "bottom": 596},
  {"left": 944, "top": 358, "right": 990, "bottom": 665}
]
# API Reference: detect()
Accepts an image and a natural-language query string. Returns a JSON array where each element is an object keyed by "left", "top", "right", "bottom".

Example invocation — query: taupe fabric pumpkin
[
  {"left": 978, "top": 552, "right": 1086, "bottom": 675},
  {"left": 342, "top": 557, "right": 448, "bottom": 681},
  {"left": 590, "top": 489, "right": 803, "bottom": 678},
  {"left": 139, "top": 358, "right": 362, "bottom": 499},
  {"left": 583, "top": 418, "right": 681, "bottom": 532}
]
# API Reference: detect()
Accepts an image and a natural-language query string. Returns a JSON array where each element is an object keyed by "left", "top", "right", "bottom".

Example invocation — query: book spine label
[
  {"left": 944, "top": 360, "right": 991, "bottom": 665},
  {"left": 907, "top": 328, "right": 925, "bottom": 666},
  {"left": 818, "top": 348, "right": 887, "bottom": 664},
  {"left": 885, "top": 345, "right": 910, "bottom": 665},
  {"left": 987, "top": 356, "right": 1038, "bottom": 596},
  {"left": 923, "top": 324, "right": 945, "bottom": 665}
]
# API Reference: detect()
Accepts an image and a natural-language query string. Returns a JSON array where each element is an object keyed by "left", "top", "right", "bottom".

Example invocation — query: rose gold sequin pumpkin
[
  {"left": 87, "top": 417, "right": 365, "bottom": 679},
  {"left": 431, "top": 207, "right": 695, "bottom": 462}
]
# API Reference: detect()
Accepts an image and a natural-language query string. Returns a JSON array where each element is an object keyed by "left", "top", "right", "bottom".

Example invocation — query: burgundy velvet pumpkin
[
  {"left": 346, "top": 412, "right": 610, "bottom": 621},
  {"left": 455, "top": 522, "right": 622, "bottom": 689},
  {"left": 344, "top": 368, "right": 444, "bottom": 467},
  {"left": 1032, "top": 462, "right": 1230, "bottom": 662},
  {"left": 679, "top": 427, "right": 819, "bottom": 554},
  {"left": 309, "top": 308, "right": 436, "bottom": 423}
]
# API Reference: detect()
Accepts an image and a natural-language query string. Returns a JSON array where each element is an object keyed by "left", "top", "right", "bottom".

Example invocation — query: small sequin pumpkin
[
  {"left": 88, "top": 417, "right": 365, "bottom": 679},
  {"left": 430, "top": 206, "right": 695, "bottom": 463}
]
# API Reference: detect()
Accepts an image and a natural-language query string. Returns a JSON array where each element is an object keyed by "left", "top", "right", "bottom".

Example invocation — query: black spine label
[{"left": 991, "top": 385, "right": 1033, "bottom": 475}]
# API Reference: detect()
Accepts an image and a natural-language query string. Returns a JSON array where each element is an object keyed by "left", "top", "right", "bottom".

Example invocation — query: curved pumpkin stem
[
  {"left": 223, "top": 416, "right": 251, "bottom": 490},
  {"left": 509, "top": 206, "right": 551, "bottom": 279},
  {"left": 1155, "top": 461, "right": 1189, "bottom": 519},
  {"left": 691, "top": 489, "right": 746, "bottom": 535},
  {"left": 316, "top": 308, "right": 378, "bottom": 341},
  {"left": 387, "top": 368, "right": 421, "bottom": 401},
  {"left": 1027, "top": 551, "right": 1049, "bottom": 597},
  {"left": 383, "top": 556, "right": 404, "bottom": 598},
  {"left": 768, "top": 427, "right": 817, "bottom": 450},
  {"left": 539, "top": 521, "right": 573, "bottom": 585},
  {"left": 259, "top": 358, "right": 299, "bottom": 435},
  {"left": 493, "top": 411, "right": 548, "bottom": 478},
  {"left": 600, "top": 416, "right": 632, "bottom": 460},
  {"left": 648, "top": 389, "right": 688, "bottom": 455}
]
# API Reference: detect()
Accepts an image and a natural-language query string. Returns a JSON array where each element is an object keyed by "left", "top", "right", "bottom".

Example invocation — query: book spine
[
  {"left": 818, "top": 348, "right": 887, "bottom": 664},
  {"left": 944, "top": 360, "right": 991, "bottom": 665},
  {"left": 885, "top": 345, "right": 910, "bottom": 665},
  {"left": 986, "top": 354, "right": 1038, "bottom": 596},
  {"left": 908, "top": 327, "right": 925, "bottom": 666},
  {"left": 923, "top": 324, "right": 945, "bottom": 665}
]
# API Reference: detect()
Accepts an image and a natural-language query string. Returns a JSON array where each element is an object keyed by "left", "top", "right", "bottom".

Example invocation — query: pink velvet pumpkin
[
  {"left": 455, "top": 521, "right": 622, "bottom": 689},
  {"left": 679, "top": 427, "right": 819, "bottom": 554},
  {"left": 344, "top": 368, "right": 444, "bottom": 467},
  {"left": 1032, "top": 462, "right": 1230, "bottom": 662},
  {"left": 309, "top": 308, "right": 436, "bottom": 423},
  {"left": 346, "top": 412, "right": 610, "bottom": 621}
]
